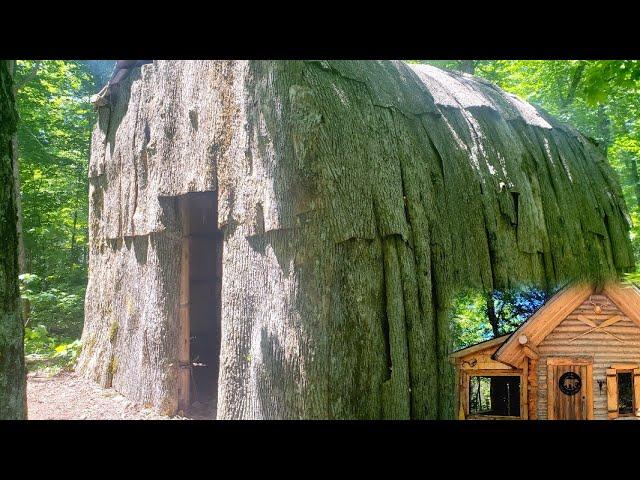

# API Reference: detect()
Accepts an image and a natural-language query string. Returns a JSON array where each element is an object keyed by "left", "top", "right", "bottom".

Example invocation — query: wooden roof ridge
[{"left": 450, "top": 334, "right": 510, "bottom": 358}]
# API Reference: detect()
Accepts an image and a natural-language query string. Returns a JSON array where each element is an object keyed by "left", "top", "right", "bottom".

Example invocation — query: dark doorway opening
[
  {"left": 469, "top": 376, "right": 520, "bottom": 417},
  {"left": 177, "top": 192, "right": 223, "bottom": 417}
]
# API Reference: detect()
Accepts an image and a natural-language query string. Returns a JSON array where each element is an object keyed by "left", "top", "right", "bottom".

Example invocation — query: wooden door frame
[
  {"left": 177, "top": 198, "right": 191, "bottom": 412},
  {"left": 175, "top": 192, "right": 223, "bottom": 414},
  {"left": 547, "top": 357, "right": 594, "bottom": 420}
]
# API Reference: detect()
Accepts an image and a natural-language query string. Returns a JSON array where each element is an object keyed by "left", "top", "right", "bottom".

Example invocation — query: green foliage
[
  {"left": 450, "top": 290, "right": 493, "bottom": 350},
  {"left": 491, "top": 287, "right": 550, "bottom": 334},
  {"left": 53, "top": 339, "right": 82, "bottom": 364},
  {"left": 469, "top": 376, "right": 492, "bottom": 413},
  {"left": 19, "top": 272, "right": 84, "bottom": 373},
  {"left": 16, "top": 60, "right": 99, "bottom": 287},
  {"left": 19, "top": 273, "right": 85, "bottom": 338},
  {"left": 24, "top": 323, "right": 82, "bottom": 374},
  {"left": 450, "top": 286, "right": 551, "bottom": 350},
  {"left": 24, "top": 325, "right": 57, "bottom": 355},
  {"left": 15, "top": 60, "right": 106, "bottom": 371}
]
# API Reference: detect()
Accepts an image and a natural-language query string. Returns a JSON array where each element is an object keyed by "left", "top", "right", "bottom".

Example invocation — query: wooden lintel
[
  {"left": 547, "top": 356, "right": 593, "bottom": 366},
  {"left": 609, "top": 363, "right": 639, "bottom": 371},
  {"left": 462, "top": 368, "right": 522, "bottom": 376}
]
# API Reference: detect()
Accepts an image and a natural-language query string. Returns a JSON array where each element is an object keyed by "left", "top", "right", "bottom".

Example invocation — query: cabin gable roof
[
  {"left": 493, "top": 281, "right": 640, "bottom": 368},
  {"left": 602, "top": 282, "right": 640, "bottom": 328}
]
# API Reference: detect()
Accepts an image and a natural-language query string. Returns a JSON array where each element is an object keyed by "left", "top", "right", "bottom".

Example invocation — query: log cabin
[{"left": 452, "top": 281, "right": 640, "bottom": 420}]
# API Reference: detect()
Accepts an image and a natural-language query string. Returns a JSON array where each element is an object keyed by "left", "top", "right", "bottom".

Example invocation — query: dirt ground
[{"left": 27, "top": 371, "right": 215, "bottom": 420}]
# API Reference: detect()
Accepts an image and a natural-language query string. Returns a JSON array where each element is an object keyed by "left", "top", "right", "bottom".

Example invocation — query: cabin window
[
  {"left": 617, "top": 372, "right": 634, "bottom": 415},
  {"left": 606, "top": 366, "right": 640, "bottom": 419},
  {"left": 468, "top": 376, "right": 520, "bottom": 417}
]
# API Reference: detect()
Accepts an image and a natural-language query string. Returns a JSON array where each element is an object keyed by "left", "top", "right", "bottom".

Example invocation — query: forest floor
[{"left": 27, "top": 371, "right": 215, "bottom": 420}]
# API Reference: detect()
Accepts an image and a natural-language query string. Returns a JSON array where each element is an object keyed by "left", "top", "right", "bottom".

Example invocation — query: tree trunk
[
  {"left": 10, "top": 62, "right": 28, "bottom": 323},
  {"left": 0, "top": 60, "right": 26, "bottom": 419},
  {"left": 631, "top": 157, "right": 640, "bottom": 211},
  {"left": 597, "top": 104, "right": 611, "bottom": 156},
  {"left": 9, "top": 62, "right": 26, "bottom": 275},
  {"left": 70, "top": 208, "right": 78, "bottom": 263},
  {"left": 561, "top": 62, "right": 585, "bottom": 110},
  {"left": 457, "top": 60, "right": 475, "bottom": 74},
  {"left": 11, "top": 135, "right": 25, "bottom": 273},
  {"left": 486, "top": 292, "right": 500, "bottom": 337}
]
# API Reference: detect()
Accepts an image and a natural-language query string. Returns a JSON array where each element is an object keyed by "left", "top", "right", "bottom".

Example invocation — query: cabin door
[{"left": 547, "top": 358, "right": 593, "bottom": 420}]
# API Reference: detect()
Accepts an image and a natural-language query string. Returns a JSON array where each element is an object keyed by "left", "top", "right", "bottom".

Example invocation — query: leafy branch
[{"left": 14, "top": 61, "right": 42, "bottom": 92}]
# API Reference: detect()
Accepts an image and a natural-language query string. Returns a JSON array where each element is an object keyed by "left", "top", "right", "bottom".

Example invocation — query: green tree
[
  {"left": 450, "top": 287, "right": 551, "bottom": 350},
  {"left": 0, "top": 60, "right": 26, "bottom": 419},
  {"left": 14, "top": 60, "right": 99, "bottom": 338}
]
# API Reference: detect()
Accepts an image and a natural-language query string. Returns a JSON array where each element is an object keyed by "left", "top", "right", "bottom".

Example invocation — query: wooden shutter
[
  {"left": 606, "top": 368, "right": 618, "bottom": 419},
  {"left": 634, "top": 368, "right": 640, "bottom": 417}
]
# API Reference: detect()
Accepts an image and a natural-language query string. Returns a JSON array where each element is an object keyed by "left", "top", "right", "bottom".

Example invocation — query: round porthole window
[{"left": 558, "top": 371, "right": 582, "bottom": 396}]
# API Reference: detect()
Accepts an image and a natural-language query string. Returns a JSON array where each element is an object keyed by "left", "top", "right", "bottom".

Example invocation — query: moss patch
[{"left": 108, "top": 322, "right": 119, "bottom": 343}]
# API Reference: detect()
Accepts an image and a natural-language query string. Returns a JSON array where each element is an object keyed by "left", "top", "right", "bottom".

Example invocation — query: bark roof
[{"left": 90, "top": 60, "right": 635, "bottom": 291}]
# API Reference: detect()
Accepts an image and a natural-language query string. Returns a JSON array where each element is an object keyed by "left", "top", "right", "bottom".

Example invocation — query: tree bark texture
[
  {"left": 457, "top": 60, "right": 476, "bottom": 75},
  {"left": 0, "top": 60, "right": 26, "bottom": 419},
  {"left": 630, "top": 156, "right": 640, "bottom": 210},
  {"left": 486, "top": 292, "right": 499, "bottom": 337},
  {"left": 77, "top": 61, "right": 634, "bottom": 419},
  {"left": 9, "top": 61, "right": 26, "bottom": 274}
]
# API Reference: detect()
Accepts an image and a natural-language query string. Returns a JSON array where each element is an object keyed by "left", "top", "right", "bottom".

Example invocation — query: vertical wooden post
[
  {"left": 521, "top": 359, "right": 528, "bottom": 419},
  {"left": 177, "top": 199, "right": 191, "bottom": 412},
  {"left": 634, "top": 368, "right": 640, "bottom": 417},
  {"left": 454, "top": 362, "right": 460, "bottom": 419},
  {"left": 528, "top": 358, "right": 538, "bottom": 420},
  {"left": 606, "top": 368, "right": 618, "bottom": 419},
  {"left": 585, "top": 363, "right": 594, "bottom": 420}
]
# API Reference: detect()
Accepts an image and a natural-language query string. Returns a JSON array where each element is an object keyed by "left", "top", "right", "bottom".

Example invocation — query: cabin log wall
[{"left": 536, "top": 294, "right": 640, "bottom": 419}]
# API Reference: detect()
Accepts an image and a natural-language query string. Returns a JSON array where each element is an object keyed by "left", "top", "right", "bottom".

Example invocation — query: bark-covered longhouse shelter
[{"left": 77, "top": 60, "right": 634, "bottom": 419}]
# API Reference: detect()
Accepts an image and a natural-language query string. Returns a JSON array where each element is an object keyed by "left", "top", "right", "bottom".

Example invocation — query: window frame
[
  {"left": 606, "top": 364, "right": 640, "bottom": 419},
  {"left": 616, "top": 370, "right": 634, "bottom": 416},
  {"left": 468, "top": 374, "right": 521, "bottom": 418},
  {"left": 462, "top": 369, "right": 524, "bottom": 420}
]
